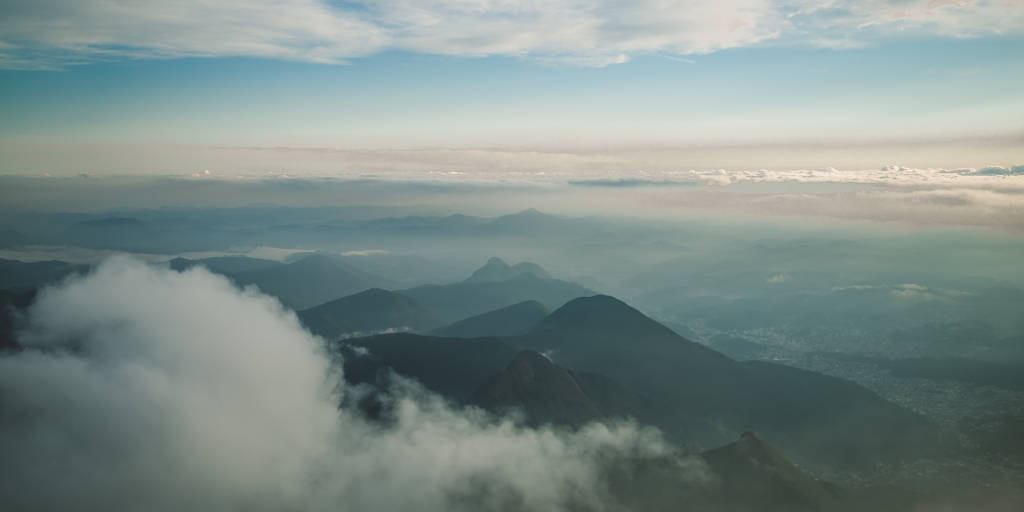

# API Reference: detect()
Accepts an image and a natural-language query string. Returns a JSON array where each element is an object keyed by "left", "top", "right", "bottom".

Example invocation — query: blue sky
[{"left": 0, "top": 1, "right": 1022, "bottom": 174}]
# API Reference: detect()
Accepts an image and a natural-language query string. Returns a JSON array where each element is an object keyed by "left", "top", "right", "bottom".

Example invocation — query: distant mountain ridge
[
  {"left": 400, "top": 257, "right": 593, "bottom": 323},
  {"left": 299, "top": 288, "right": 442, "bottom": 340},
  {"left": 340, "top": 293, "right": 938, "bottom": 471},
  {"left": 471, "top": 350, "right": 642, "bottom": 427},
  {"left": 230, "top": 253, "right": 391, "bottom": 310},
  {"left": 168, "top": 256, "right": 283, "bottom": 275},
  {"left": 513, "top": 295, "right": 937, "bottom": 468},
  {"left": 701, "top": 432, "right": 842, "bottom": 512},
  {"left": 431, "top": 300, "right": 549, "bottom": 338},
  {"left": 464, "top": 257, "right": 551, "bottom": 283}
]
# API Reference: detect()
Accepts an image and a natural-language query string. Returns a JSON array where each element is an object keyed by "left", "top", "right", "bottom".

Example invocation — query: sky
[{"left": 0, "top": 0, "right": 1022, "bottom": 176}]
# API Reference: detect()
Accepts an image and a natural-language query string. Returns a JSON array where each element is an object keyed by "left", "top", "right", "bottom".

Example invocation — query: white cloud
[
  {"left": 0, "top": 257, "right": 712, "bottom": 511},
  {"left": 684, "top": 166, "right": 1024, "bottom": 189},
  {"left": 1, "top": 1, "right": 1022, "bottom": 69}
]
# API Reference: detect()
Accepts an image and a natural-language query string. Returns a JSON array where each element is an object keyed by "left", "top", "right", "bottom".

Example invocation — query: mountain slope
[
  {"left": 168, "top": 256, "right": 283, "bottom": 275},
  {"left": 0, "top": 288, "right": 35, "bottom": 351},
  {"left": 401, "top": 273, "right": 592, "bottom": 323},
  {"left": 513, "top": 295, "right": 938, "bottom": 468},
  {"left": 299, "top": 288, "right": 442, "bottom": 339},
  {"left": 470, "top": 350, "right": 641, "bottom": 427},
  {"left": 702, "top": 432, "right": 841, "bottom": 512},
  {"left": 230, "top": 253, "right": 389, "bottom": 310},
  {"left": 0, "top": 259, "right": 86, "bottom": 290},
  {"left": 339, "top": 333, "right": 518, "bottom": 402},
  {"left": 431, "top": 300, "right": 549, "bottom": 338}
]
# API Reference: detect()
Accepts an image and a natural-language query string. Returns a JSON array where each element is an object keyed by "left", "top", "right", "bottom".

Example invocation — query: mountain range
[{"left": 337, "top": 294, "right": 938, "bottom": 471}]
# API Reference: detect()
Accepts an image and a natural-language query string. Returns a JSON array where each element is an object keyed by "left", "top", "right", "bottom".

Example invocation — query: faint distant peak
[
  {"left": 515, "top": 208, "right": 544, "bottom": 217},
  {"left": 465, "top": 256, "right": 551, "bottom": 283}
]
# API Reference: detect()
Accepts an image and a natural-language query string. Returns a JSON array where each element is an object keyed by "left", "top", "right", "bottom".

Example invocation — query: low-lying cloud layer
[
  {"left": 2, "top": 0, "right": 1022, "bottom": 69},
  {"left": 0, "top": 257, "right": 709, "bottom": 511}
]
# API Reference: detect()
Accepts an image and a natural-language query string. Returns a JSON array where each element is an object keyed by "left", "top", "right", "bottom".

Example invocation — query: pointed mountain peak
[
  {"left": 706, "top": 432, "right": 801, "bottom": 474},
  {"left": 532, "top": 294, "right": 685, "bottom": 339},
  {"left": 703, "top": 432, "right": 841, "bottom": 511},
  {"left": 516, "top": 208, "right": 544, "bottom": 217},
  {"left": 542, "top": 294, "right": 643, "bottom": 322}
]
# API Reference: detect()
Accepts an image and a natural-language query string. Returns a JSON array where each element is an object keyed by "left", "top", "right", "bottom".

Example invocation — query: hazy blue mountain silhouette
[
  {"left": 230, "top": 253, "right": 390, "bottom": 310},
  {"left": 168, "top": 256, "right": 283, "bottom": 275},
  {"left": 400, "top": 258, "right": 592, "bottom": 323},
  {"left": 338, "top": 333, "right": 518, "bottom": 402},
  {"left": 299, "top": 288, "right": 442, "bottom": 340},
  {"left": 431, "top": 300, "right": 549, "bottom": 338},
  {"left": 0, "top": 259, "right": 86, "bottom": 290}
]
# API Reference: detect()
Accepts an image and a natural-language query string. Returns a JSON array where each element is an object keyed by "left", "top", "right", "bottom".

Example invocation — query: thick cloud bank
[{"left": 0, "top": 257, "right": 706, "bottom": 511}]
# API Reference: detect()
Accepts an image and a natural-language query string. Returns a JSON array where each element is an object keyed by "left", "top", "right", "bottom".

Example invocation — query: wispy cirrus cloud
[{"left": 1, "top": 1, "right": 1022, "bottom": 69}]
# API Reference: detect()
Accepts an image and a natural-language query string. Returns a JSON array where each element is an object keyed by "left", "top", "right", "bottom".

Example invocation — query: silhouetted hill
[
  {"left": 230, "top": 253, "right": 389, "bottom": 310},
  {"left": 514, "top": 295, "right": 938, "bottom": 468},
  {"left": 431, "top": 300, "right": 549, "bottom": 338},
  {"left": 481, "top": 208, "right": 570, "bottom": 235},
  {"left": 401, "top": 273, "right": 592, "bottom": 323},
  {"left": 168, "top": 256, "right": 283, "bottom": 275},
  {"left": 0, "top": 288, "right": 35, "bottom": 351},
  {"left": 299, "top": 288, "right": 442, "bottom": 340},
  {"left": 338, "top": 293, "right": 937, "bottom": 469},
  {"left": 464, "top": 257, "right": 551, "bottom": 283},
  {"left": 0, "top": 259, "right": 86, "bottom": 290},
  {"left": 338, "top": 333, "right": 518, "bottom": 402},
  {"left": 702, "top": 432, "right": 841, "bottom": 512},
  {"left": 471, "top": 350, "right": 640, "bottom": 427}
]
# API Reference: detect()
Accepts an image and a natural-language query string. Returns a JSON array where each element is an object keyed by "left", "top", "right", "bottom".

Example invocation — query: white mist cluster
[{"left": 0, "top": 257, "right": 701, "bottom": 511}]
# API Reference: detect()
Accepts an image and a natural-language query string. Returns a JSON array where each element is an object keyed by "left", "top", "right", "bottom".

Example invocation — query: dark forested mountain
[
  {"left": 512, "top": 295, "right": 938, "bottom": 468},
  {"left": 431, "top": 300, "right": 549, "bottom": 338},
  {"left": 470, "top": 350, "right": 641, "bottom": 427},
  {"left": 464, "top": 257, "right": 551, "bottom": 283},
  {"left": 0, "top": 288, "right": 35, "bottom": 351},
  {"left": 339, "top": 333, "right": 519, "bottom": 402},
  {"left": 230, "top": 253, "right": 390, "bottom": 310},
  {"left": 0, "top": 259, "right": 86, "bottom": 290},
  {"left": 400, "top": 259, "right": 592, "bottom": 323},
  {"left": 342, "top": 293, "right": 937, "bottom": 470},
  {"left": 299, "top": 288, "right": 442, "bottom": 340}
]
